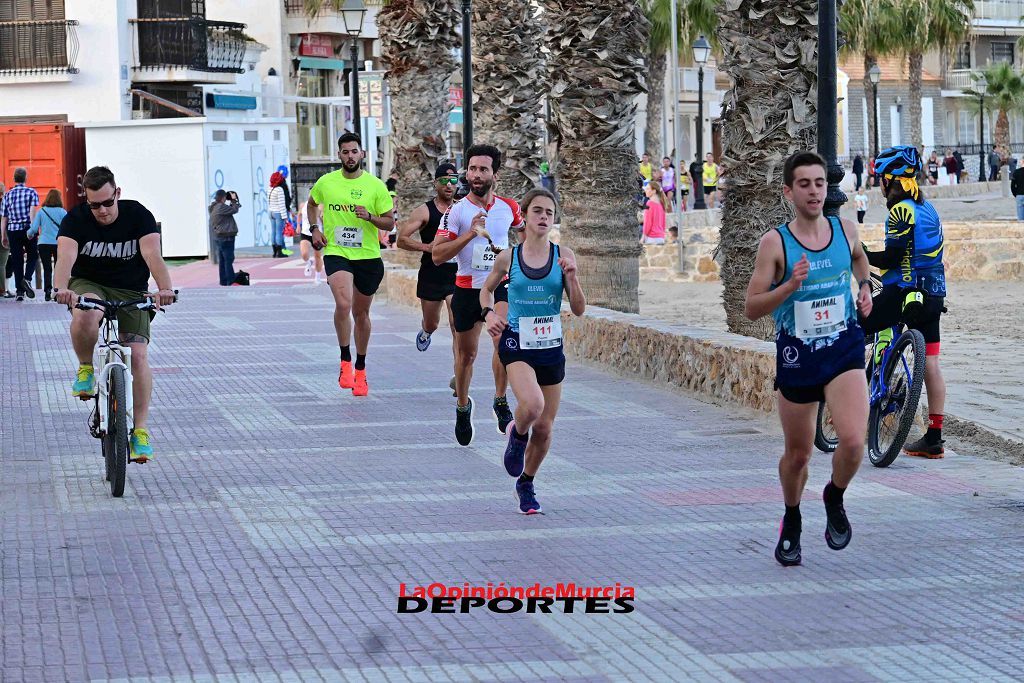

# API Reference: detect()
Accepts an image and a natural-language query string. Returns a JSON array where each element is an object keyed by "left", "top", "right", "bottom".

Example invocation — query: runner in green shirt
[{"left": 308, "top": 132, "right": 395, "bottom": 397}]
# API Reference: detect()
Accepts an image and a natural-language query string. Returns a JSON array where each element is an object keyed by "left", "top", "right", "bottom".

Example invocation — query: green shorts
[{"left": 68, "top": 277, "right": 154, "bottom": 342}]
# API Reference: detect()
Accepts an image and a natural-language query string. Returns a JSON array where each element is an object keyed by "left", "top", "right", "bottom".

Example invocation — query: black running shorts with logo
[
  {"left": 497, "top": 328, "right": 566, "bottom": 386},
  {"left": 416, "top": 262, "right": 457, "bottom": 302},
  {"left": 451, "top": 281, "right": 509, "bottom": 333},
  {"left": 774, "top": 358, "right": 866, "bottom": 404},
  {"left": 324, "top": 256, "right": 385, "bottom": 296}
]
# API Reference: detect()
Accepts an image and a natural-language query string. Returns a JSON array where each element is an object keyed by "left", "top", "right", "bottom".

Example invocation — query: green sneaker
[
  {"left": 281, "top": 248, "right": 293, "bottom": 257},
  {"left": 72, "top": 364, "right": 97, "bottom": 399},
  {"left": 130, "top": 428, "right": 154, "bottom": 462}
]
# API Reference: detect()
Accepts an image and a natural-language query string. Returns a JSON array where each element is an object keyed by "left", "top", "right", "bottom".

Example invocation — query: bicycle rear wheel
[
  {"left": 814, "top": 401, "right": 838, "bottom": 453},
  {"left": 107, "top": 366, "right": 129, "bottom": 497},
  {"left": 868, "top": 329, "right": 926, "bottom": 467}
]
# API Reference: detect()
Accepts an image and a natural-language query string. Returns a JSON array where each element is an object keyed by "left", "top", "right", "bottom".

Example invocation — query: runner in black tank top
[{"left": 396, "top": 163, "right": 460, "bottom": 359}]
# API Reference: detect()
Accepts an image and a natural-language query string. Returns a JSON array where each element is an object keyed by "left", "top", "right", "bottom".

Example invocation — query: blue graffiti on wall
[{"left": 254, "top": 165, "right": 270, "bottom": 246}]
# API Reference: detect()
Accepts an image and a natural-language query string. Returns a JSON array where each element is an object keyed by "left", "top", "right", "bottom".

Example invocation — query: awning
[{"left": 299, "top": 57, "right": 347, "bottom": 71}]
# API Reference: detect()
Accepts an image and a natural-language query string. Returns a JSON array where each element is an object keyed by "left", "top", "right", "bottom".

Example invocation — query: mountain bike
[
  {"left": 815, "top": 279, "right": 926, "bottom": 468},
  {"left": 61, "top": 292, "right": 176, "bottom": 497}
]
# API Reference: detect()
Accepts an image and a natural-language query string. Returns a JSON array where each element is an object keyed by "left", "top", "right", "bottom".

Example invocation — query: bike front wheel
[
  {"left": 868, "top": 329, "right": 926, "bottom": 467},
  {"left": 814, "top": 400, "right": 839, "bottom": 453},
  {"left": 107, "top": 366, "right": 129, "bottom": 497}
]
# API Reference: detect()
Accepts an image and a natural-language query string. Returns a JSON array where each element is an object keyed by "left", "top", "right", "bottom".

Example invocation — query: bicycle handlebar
[{"left": 52, "top": 289, "right": 180, "bottom": 311}]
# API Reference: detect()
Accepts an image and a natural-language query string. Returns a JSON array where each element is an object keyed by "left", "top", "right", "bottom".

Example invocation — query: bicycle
[
  {"left": 815, "top": 278, "right": 926, "bottom": 468},
  {"left": 58, "top": 291, "right": 176, "bottom": 497}
]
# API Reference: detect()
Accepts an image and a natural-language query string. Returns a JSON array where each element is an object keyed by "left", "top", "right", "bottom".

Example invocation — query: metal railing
[
  {"left": 945, "top": 68, "right": 986, "bottom": 91},
  {"left": 284, "top": 0, "right": 308, "bottom": 14},
  {"left": 292, "top": 163, "right": 344, "bottom": 184},
  {"left": 973, "top": 0, "right": 1024, "bottom": 21},
  {"left": 0, "top": 20, "right": 80, "bottom": 75},
  {"left": 129, "top": 17, "right": 247, "bottom": 73}
]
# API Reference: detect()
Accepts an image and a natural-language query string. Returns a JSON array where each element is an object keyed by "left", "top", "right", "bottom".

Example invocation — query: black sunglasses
[{"left": 87, "top": 197, "right": 117, "bottom": 210}]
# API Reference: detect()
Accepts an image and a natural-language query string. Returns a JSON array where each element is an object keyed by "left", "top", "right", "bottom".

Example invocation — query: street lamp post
[
  {"left": 691, "top": 35, "right": 710, "bottom": 211},
  {"left": 669, "top": 0, "right": 682, "bottom": 218},
  {"left": 868, "top": 63, "right": 881, "bottom": 160},
  {"left": 462, "top": 0, "right": 473, "bottom": 152},
  {"left": 976, "top": 74, "right": 988, "bottom": 183},
  {"left": 817, "top": 0, "right": 846, "bottom": 218},
  {"left": 341, "top": 1, "right": 367, "bottom": 138}
]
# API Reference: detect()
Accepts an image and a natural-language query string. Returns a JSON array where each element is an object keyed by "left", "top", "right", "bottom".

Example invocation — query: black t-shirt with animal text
[{"left": 58, "top": 199, "right": 160, "bottom": 292}]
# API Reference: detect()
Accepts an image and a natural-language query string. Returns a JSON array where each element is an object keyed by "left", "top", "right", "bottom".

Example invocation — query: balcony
[
  {"left": 0, "top": 20, "right": 80, "bottom": 82},
  {"left": 129, "top": 17, "right": 247, "bottom": 85},
  {"left": 973, "top": 1, "right": 1024, "bottom": 21}
]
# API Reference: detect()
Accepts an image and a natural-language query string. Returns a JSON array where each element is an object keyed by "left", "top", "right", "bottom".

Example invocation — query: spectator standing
[
  {"left": 953, "top": 149, "right": 965, "bottom": 182},
  {"left": 0, "top": 167, "right": 40, "bottom": 300},
  {"left": 989, "top": 146, "right": 1001, "bottom": 181},
  {"left": 852, "top": 154, "right": 864, "bottom": 190},
  {"left": 209, "top": 190, "right": 240, "bottom": 286},
  {"left": 268, "top": 172, "right": 289, "bottom": 258},
  {"left": 1011, "top": 163, "right": 1024, "bottom": 220},
  {"left": 926, "top": 152, "right": 939, "bottom": 185},
  {"left": 0, "top": 182, "right": 10, "bottom": 299},
  {"left": 27, "top": 189, "right": 66, "bottom": 300},
  {"left": 641, "top": 181, "right": 668, "bottom": 244},
  {"left": 854, "top": 189, "right": 868, "bottom": 225},
  {"left": 942, "top": 150, "right": 958, "bottom": 185}
]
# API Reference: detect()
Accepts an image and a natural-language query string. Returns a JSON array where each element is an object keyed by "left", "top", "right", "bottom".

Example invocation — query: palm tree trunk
[
  {"left": 472, "top": 0, "right": 545, "bottom": 202},
  {"left": 996, "top": 109, "right": 1010, "bottom": 151},
  {"left": 645, "top": 47, "right": 666, "bottom": 158},
  {"left": 542, "top": 0, "right": 649, "bottom": 314},
  {"left": 908, "top": 51, "right": 923, "bottom": 150},
  {"left": 716, "top": 0, "right": 819, "bottom": 340},
  {"left": 864, "top": 52, "right": 878, "bottom": 157},
  {"left": 378, "top": 0, "right": 459, "bottom": 212}
]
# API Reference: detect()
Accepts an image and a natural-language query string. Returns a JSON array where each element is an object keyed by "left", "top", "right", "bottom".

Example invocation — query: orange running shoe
[
  {"left": 352, "top": 369, "right": 369, "bottom": 396},
  {"left": 338, "top": 361, "right": 354, "bottom": 389}
]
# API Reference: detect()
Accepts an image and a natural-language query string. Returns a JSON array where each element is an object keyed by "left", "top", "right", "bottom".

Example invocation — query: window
[
  {"left": 945, "top": 111, "right": 956, "bottom": 145},
  {"left": 992, "top": 41, "right": 1015, "bottom": 65},
  {"left": 274, "top": 129, "right": 281, "bottom": 141},
  {"left": 0, "top": 0, "right": 65, "bottom": 20},
  {"left": 244, "top": 130, "right": 258, "bottom": 141},
  {"left": 1011, "top": 112, "right": 1024, "bottom": 144},
  {"left": 212, "top": 129, "right": 227, "bottom": 142},
  {"left": 953, "top": 42, "right": 971, "bottom": 70},
  {"left": 297, "top": 68, "right": 332, "bottom": 158},
  {"left": 0, "top": 0, "right": 69, "bottom": 71},
  {"left": 959, "top": 110, "right": 974, "bottom": 145}
]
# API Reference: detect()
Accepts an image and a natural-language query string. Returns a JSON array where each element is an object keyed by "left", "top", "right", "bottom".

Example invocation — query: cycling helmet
[{"left": 875, "top": 145, "right": 921, "bottom": 178}]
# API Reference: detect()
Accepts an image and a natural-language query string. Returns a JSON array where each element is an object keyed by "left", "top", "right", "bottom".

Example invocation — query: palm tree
[
  {"left": 715, "top": 0, "right": 818, "bottom": 339},
  {"left": 642, "top": 0, "right": 718, "bottom": 162},
  {"left": 305, "top": 1, "right": 458, "bottom": 210},
  {"left": 471, "top": 0, "right": 545, "bottom": 202},
  {"left": 901, "top": 0, "right": 973, "bottom": 150},
  {"left": 965, "top": 62, "right": 1024, "bottom": 151},
  {"left": 840, "top": 0, "right": 901, "bottom": 158},
  {"left": 541, "top": 0, "right": 649, "bottom": 314}
]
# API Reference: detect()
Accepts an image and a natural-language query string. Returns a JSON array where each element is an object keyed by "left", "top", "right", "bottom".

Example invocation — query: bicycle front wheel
[
  {"left": 868, "top": 329, "right": 926, "bottom": 467},
  {"left": 107, "top": 366, "right": 129, "bottom": 497},
  {"left": 814, "top": 401, "right": 839, "bottom": 453}
]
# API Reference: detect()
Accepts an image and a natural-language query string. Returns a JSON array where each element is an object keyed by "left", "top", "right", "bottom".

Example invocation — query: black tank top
[{"left": 420, "top": 199, "right": 454, "bottom": 268}]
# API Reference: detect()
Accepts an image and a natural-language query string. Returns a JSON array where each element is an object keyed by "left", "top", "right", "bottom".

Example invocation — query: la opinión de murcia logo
[{"left": 397, "top": 582, "right": 636, "bottom": 614}]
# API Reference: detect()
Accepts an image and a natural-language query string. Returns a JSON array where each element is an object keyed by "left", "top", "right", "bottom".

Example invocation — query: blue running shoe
[
  {"left": 415, "top": 329, "right": 432, "bottom": 352},
  {"left": 503, "top": 420, "right": 528, "bottom": 476},
  {"left": 130, "top": 428, "right": 154, "bottom": 462},
  {"left": 516, "top": 479, "right": 541, "bottom": 514},
  {"left": 72, "top": 364, "right": 97, "bottom": 399}
]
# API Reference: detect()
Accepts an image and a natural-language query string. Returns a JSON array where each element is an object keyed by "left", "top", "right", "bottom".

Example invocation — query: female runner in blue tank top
[
  {"left": 480, "top": 189, "right": 587, "bottom": 514},
  {"left": 745, "top": 151, "right": 874, "bottom": 567}
]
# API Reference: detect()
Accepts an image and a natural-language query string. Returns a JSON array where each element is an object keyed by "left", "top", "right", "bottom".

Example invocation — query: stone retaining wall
[{"left": 380, "top": 266, "right": 778, "bottom": 412}]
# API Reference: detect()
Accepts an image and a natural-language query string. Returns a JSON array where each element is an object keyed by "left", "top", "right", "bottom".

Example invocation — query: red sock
[{"left": 928, "top": 414, "right": 944, "bottom": 430}]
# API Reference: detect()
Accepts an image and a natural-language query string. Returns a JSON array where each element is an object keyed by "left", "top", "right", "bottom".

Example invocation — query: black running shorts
[
  {"left": 324, "top": 256, "right": 385, "bottom": 296},
  {"left": 416, "top": 262, "right": 457, "bottom": 302},
  {"left": 451, "top": 281, "right": 508, "bottom": 333}
]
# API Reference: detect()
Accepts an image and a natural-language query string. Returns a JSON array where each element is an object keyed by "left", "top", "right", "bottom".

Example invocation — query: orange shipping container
[{"left": 0, "top": 124, "right": 86, "bottom": 209}]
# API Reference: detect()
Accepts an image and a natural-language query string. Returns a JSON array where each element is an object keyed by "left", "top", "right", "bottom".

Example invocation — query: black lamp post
[
  {"left": 691, "top": 35, "right": 711, "bottom": 211},
  {"left": 868, "top": 63, "right": 881, "bottom": 160},
  {"left": 462, "top": 0, "right": 473, "bottom": 152},
  {"left": 976, "top": 73, "right": 988, "bottom": 183},
  {"left": 817, "top": 0, "right": 846, "bottom": 217},
  {"left": 341, "top": 0, "right": 367, "bottom": 138}
]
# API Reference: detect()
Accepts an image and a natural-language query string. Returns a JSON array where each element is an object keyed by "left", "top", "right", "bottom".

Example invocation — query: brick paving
[{"left": 3, "top": 283, "right": 1024, "bottom": 682}]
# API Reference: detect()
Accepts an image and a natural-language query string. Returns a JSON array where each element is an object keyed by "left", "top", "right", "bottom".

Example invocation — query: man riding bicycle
[
  {"left": 52, "top": 166, "right": 176, "bottom": 461},
  {"left": 860, "top": 146, "right": 947, "bottom": 458}
]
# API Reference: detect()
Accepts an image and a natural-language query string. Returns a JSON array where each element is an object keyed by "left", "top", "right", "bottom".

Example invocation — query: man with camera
[{"left": 209, "top": 189, "right": 240, "bottom": 286}]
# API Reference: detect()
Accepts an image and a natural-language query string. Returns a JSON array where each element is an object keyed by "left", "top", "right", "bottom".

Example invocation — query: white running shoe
[{"left": 304, "top": 259, "right": 314, "bottom": 277}]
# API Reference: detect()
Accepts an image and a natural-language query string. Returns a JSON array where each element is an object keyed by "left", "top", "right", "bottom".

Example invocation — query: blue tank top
[
  {"left": 772, "top": 216, "right": 865, "bottom": 387},
  {"left": 880, "top": 199, "right": 946, "bottom": 296},
  {"left": 507, "top": 243, "right": 563, "bottom": 333}
]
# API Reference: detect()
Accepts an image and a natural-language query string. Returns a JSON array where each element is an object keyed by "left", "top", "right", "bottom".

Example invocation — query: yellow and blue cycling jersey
[{"left": 879, "top": 198, "right": 946, "bottom": 296}]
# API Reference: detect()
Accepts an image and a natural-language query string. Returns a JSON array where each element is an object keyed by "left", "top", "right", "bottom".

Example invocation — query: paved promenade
[{"left": 3, "top": 280, "right": 1024, "bottom": 682}]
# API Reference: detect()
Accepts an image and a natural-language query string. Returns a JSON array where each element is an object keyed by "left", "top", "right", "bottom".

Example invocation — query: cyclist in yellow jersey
[
  {"left": 702, "top": 153, "right": 719, "bottom": 208},
  {"left": 308, "top": 132, "right": 395, "bottom": 397}
]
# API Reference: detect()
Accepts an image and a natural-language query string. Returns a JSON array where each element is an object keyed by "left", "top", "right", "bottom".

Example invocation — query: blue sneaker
[
  {"left": 516, "top": 479, "right": 542, "bottom": 514},
  {"left": 415, "top": 329, "right": 432, "bottom": 352},
  {"left": 130, "top": 428, "right": 154, "bottom": 462},
  {"left": 71, "top": 364, "right": 97, "bottom": 399},
  {"left": 503, "top": 421, "right": 528, "bottom": 476}
]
